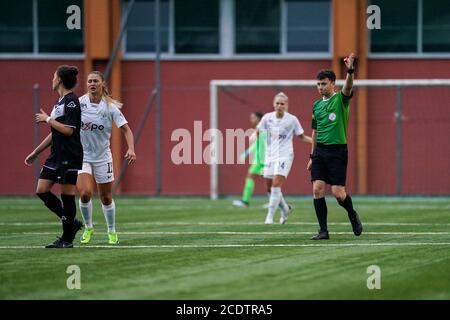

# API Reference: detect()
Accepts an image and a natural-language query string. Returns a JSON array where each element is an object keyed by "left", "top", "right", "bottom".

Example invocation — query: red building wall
[
  {"left": 1, "top": 59, "right": 449, "bottom": 195},
  {"left": 367, "top": 60, "right": 450, "bottom": 195},
  {"left": 0, "top": 60, "right": 85, "bottom": 195}
]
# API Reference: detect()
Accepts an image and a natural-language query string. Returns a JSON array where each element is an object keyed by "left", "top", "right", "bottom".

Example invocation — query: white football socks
[
  {"left": 102, "top": 200, "right": 116, "bottom": 233},
  {"left": 279, "top": 195, "right": 289, "bottom": 213},
  {"left": 79, "top": 199, "right": 93, "bottom": 228},
  {"left": 266, "top": 187, "right": 282, "bottom": 222},
  {"left": 267, "top": 190, "right": 289, "bottom": 213}
]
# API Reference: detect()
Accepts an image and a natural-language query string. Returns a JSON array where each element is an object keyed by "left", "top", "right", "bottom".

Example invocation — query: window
[
  {"left": 234, "top": 0, "right": 330, "bottom": 54},
  {"left": 286, "top": 0, "right": 330, "bottom": 52},
  {"left": 370, "top": 0, "right": 450, "bottom": 54},
  {"left": 125, "top": 0, "right": 220, "bottom": 54},
  {"left": 124, "top": 0, "right": 170, "bottom": 53},
  {"left": 0, "top": 0, "right": 83, "bottom": 54},
  {"left": 370, "top": 0, "right": 417, "bottom": 53},
  {"left": 0, "top": 0, "right": 33, "bottom": 52},
  {"left": 123, "top": 0, "right": 331, "bottom": 56},
  {"left": 175, "top": 0, "right": 219, "bottom": 53},
  {"left": 38, "top": 0, "right": 83, "bottom": 53},
  {"left": 423, "top": 0, "right": 450, "bottom": 52},
  {"left": 235, "top": 0, "right": 280, "bottom": 53}
]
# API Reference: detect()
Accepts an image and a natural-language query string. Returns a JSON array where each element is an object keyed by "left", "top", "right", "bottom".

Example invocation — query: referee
[
  {"left": 307, "top": 53, "right": 363, "bottom": 240},
  {"left": 25, "top": 65, "right": 83, "bottom": 248}
]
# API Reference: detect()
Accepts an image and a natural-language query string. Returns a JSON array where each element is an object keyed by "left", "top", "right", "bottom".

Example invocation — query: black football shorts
[
  {"left": 311, "top": 143, "right": 348, "bottom": 186},
  {"left": 39, "top": 166, "right": 78, "bottom": 185}
]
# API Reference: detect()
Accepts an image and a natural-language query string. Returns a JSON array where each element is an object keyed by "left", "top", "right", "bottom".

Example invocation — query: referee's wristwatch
[{"left": 309, "top": 153, "right": 314, "bottom": 159}]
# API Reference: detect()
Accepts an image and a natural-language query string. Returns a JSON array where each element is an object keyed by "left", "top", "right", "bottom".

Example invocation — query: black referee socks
[
  {"left": 36, "top": 192, "right": 63, "bottom": 219},
  {"left": 313, "top": 197, "right": 328, "bottom": 232},
  {"left": 338, "top": 195, "right": 357, "bottom": 217}
]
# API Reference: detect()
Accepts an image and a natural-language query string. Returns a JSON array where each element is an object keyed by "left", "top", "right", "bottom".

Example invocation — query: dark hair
[
  {"left": 253, "top": 112, "right": 263, "bottom": 120},
  {"left": 316, "top": 69, "right": 336, "bottom": 82},
  {"left": 56, "top": 65, "right": 78, "bottom": 90}
]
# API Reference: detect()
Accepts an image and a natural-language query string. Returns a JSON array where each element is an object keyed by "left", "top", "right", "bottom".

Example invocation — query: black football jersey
[{"left": 44, "top": 92, "right": 83, "bottom": 171}]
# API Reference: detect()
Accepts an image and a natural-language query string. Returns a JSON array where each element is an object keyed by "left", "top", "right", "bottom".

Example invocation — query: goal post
[{"left": 209, "top": 79, "right": 450, "bottom": 200}]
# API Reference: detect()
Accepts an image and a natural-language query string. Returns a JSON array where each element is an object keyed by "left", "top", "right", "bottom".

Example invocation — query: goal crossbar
[
  {"left": 211, "top": 79, "right": 450, "bottom": 88},
  {"left": 209, "top": 79, "right": 450, "bottom": 199}
]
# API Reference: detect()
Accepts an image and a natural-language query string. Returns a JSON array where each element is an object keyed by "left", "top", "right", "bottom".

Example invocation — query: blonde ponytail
[{"left": 102, "top": 86, "right": 123, "bottom": 109}]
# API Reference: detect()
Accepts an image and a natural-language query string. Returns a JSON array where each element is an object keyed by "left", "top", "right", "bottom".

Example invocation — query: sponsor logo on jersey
[
  {"left": 81, "top": 121, "right": 105, "bottom": 131},
  {"left": 81, "top": 103, "right": 87, "bottom": 109}
]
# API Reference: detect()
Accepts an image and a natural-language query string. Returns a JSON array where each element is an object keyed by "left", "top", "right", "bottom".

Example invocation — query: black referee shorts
[
  {"left": 311, "top": 143, "right": 348, "bottom": 186},
  {"left": 39, "top": 166, "right": 78, "bottom": 185}
]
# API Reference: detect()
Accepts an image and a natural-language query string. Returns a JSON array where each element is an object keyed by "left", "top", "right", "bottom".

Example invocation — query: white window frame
[
  {"left": 123, "top": 0, "right": 333, "bottom": 61},
  {"left": 369, "top": 0, "right": 450, "bottom": 58},
  {"left": 0, "top": 0, "right": 85, "bottom": 60}
]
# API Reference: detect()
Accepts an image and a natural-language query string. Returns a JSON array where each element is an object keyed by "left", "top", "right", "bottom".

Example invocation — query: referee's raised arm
[{"left": 341, "top": 53, "right": 356, "bottom": 97}]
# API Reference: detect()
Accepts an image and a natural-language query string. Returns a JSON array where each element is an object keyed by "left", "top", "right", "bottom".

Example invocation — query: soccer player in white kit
[
  {"left": 77, "top": 71, "right": 136, "bottom": 244},
  {"left": 257, "top": 92, "right": 312, "bottom": 224}
]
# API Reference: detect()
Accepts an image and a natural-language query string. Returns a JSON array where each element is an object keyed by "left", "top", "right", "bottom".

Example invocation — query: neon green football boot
[
  {"left": 80, "top": 227, "right": 94, "bottom": 244},
  {"left": 108, "top": 232, "right": 119, "bottom": 245}
]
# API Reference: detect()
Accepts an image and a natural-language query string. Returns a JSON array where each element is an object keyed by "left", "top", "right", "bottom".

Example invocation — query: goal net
[{"left": 209, "top": 79, "right": 450, "bottom": 199}]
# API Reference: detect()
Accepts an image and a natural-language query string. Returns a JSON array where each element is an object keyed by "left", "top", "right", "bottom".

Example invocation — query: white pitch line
[
  {"left": 124, "top": 222, "right": 450, "bottom": 226},
  {"left": 1, "top": 243, "right": 450, "bottom": 249},
  {"left": 2, "top": 231, "right": 450, "bottom": 236},
  {"left": 2, "top": 221, "right": 450, "bottom": 226}
]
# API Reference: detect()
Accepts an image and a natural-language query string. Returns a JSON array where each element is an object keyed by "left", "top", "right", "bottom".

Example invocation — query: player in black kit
[{"left": 25, "top": 65, "right": 84, "bottom": 248}]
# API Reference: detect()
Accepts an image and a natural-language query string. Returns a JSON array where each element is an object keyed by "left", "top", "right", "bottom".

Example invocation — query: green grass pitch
[{"left": 1, "top": 196, "right": 449, "bottom": 299}]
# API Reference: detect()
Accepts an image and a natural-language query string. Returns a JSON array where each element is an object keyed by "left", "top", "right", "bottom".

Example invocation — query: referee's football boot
[
  {"left": 310, "top": 230, "right": 330, "bottom": 240},
  {"left": 45, "top": 237, "right": 73, "bottom": 248},
  {"left": 349, "top": 212, "right": 363, "bottom": 236}
]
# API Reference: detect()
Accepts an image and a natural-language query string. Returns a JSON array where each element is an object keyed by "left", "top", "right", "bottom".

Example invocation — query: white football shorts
[
  {"left": 263, "top": 157, "right": 294, "bottom": 179},
  {"left": 78, "top": 161, "right": 114, "bottom": 184}
]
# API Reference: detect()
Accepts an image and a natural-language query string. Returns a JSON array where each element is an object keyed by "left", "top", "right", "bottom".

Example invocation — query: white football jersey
[
  {"left": 79, "top": 94, "right": 128, "bottom": 163},
  {"left": 257, "top": 111, "right": 304, "bottom": 161}
]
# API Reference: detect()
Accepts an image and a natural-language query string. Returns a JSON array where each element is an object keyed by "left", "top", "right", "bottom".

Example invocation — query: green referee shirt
[{"left": 311, "top": 91, "right": 352, "bottom": 145}]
